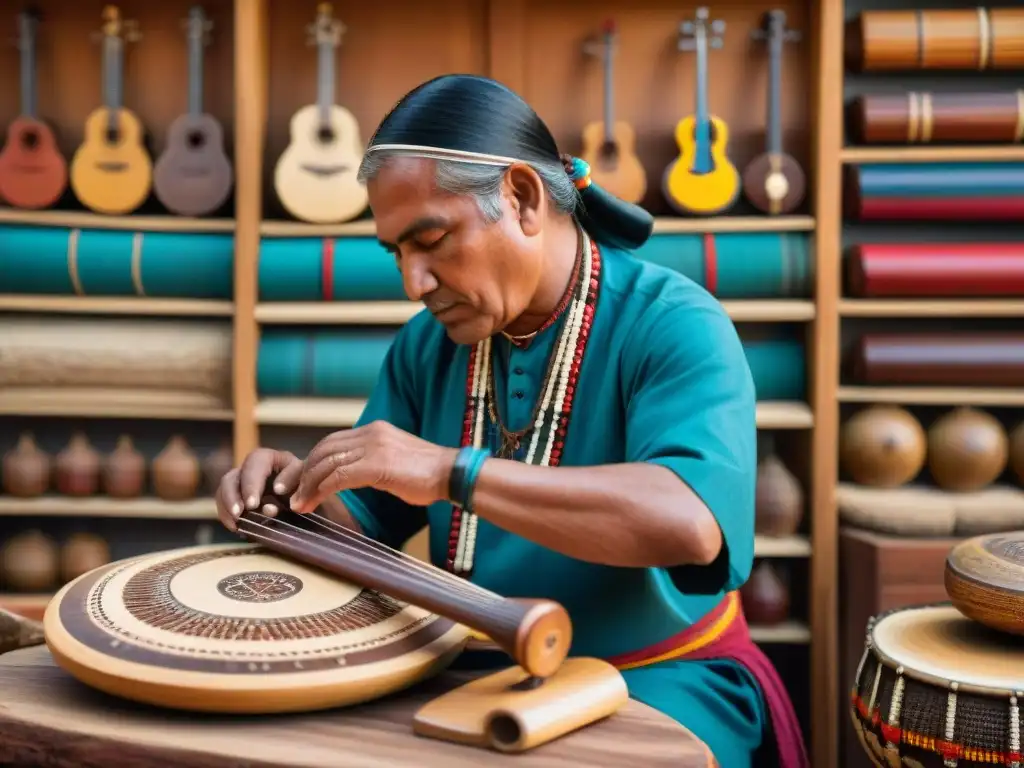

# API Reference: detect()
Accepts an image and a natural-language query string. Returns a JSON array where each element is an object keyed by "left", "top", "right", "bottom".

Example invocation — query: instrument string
[
  {"left": 237, "top": 520, "right": 516, "bottom": 632},
  {"left": 236, "top": 512, "right": 518, "bottom": 627}
]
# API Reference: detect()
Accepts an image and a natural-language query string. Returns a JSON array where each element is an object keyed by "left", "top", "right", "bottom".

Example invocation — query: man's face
[{"left": 367, "top": 156, "right": 545, "bottom": 345}]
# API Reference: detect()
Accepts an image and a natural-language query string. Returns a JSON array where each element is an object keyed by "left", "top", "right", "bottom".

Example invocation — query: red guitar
[{"left": 0, "top": 9, "right": 68, "bottom": 209}]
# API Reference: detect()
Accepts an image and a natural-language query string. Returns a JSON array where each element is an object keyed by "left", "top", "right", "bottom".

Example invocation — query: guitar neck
[
  {"left": 694, "top": 29, "right": 708, "bottom": 125},
  {"left": 602, "top": 37, "right": 613, "bottom": 143},
  {"left": 103, "top": 33, "right": 124, "bottom": 130},
  {"left": 18, "top": 13, "right": 37, "bottom": 118},
  {"left": 316, "top": 40, "right": 335, "bottom": 125},
  {"left": 766, "top": 27, "right": 782, "bottom": 154},
  {"left": 188, "top": 23, "right": 204, "bottom": 115}
]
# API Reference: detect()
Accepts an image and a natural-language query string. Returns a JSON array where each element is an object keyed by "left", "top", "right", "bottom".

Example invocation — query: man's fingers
[
  {"left": 292, "top": 448, "right": 367, "bottom": 512},
  {"left": 216, "top": 468, "right": 242, "bottom": 532},
  {"left": 271, "top": 458, "right": 303, "bottom": 496},
  {"left": 304, "top": 428, "right": 364, "bottom": 472},
  {"left": 238, "top": 450, "right": 296, "bottom": 510}
]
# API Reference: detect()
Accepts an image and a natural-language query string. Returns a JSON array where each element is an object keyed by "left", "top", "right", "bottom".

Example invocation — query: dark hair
[{"left": 365, "top": 74, "right": 654, "bottom": 252}]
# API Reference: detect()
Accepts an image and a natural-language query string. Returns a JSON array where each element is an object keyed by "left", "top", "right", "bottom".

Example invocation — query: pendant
[{"left": 498, "top": 430, "right": 522, "bottom": 459}]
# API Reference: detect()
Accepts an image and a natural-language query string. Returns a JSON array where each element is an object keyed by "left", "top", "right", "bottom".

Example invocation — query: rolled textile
[
  {"left": 0, "top": 225, "right": 233, "bottom": 298},
  {"left": 257, "top": 330, "right": 807, "bottom": 401},
  {"left": 844, "top": 8, "right": 1024, "bottom": 72},
  {"left": 845, "top": 163, "right": 1024, "bottom": 221},
  {"left": 257, "top": 232, "right": 813, "bottom": 302},
  {"left": 849, "top": 91, "right": 1024, "bottom": 145},
  {"left": 846, "top": 243, "right": 1024, "bottom": 297},
  {"left": 849, "top": 333, "right": 1024, "bottom": 386}
]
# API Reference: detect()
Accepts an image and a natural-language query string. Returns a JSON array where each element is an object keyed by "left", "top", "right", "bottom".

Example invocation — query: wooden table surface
[{"left": 0, "top": 645, "right": 716, "bottom": 768}]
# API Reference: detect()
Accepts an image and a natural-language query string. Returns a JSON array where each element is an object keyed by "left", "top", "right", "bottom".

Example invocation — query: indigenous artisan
[{"left": 216, "top": 74, "right": 808, "bottom": 768}]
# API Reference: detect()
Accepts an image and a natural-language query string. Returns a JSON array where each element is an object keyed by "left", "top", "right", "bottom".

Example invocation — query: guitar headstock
[
  {"left": 307, "top": 2, "right": 345, "bottom": 47},
  {"left": 184, "top": 5, "right": 214, "bottom": 46},
  {"left": 582, "top": 18, "right": 617, "bottom": 59},
  {"left": 679, "top": 7, "right": 725, "bottom": 51},
  {"left": 752, "top": 9, "right": 801, "bottom": 44},
  {"left": 94, "top": 5, "right": 140, "bottom": 44},
  {"left": 15, "top": 7, "right": 41, "bottom": 50}
]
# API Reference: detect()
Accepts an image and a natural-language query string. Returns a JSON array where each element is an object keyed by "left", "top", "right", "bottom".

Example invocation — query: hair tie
[{"left": 560, "top": 154, "right": 592, "bottom": 190}]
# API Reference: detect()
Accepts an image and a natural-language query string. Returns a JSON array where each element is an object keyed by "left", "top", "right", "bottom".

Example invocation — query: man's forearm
[
  {"left": 467, "top": 459, "right": 722, "bottom": 568},
  {"left": 317, "top": 492, "right": 364, "bottom": 534}
]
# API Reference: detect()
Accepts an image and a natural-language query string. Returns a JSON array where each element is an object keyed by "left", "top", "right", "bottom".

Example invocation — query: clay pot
[
  {"left": 839, "top": 405, "right": 926, "bottom": 487},
  {"left": 740, "top": 561, "right": 790, "bottom": 626},
  {"left": 1011, "top": 421, "right": 1024, "bottom": 486},
  {"left": 928, "top": 407, "right": 1008, "bottom": 492},
  {"left": 152, "top": 435, "right": 200, "bottom": 500},
  {"left": 202, "top": 442, "right": 234, "bottom": 494},
  {"left": 60, "top": 533, "right": 111, "bottom": 583},
  {"left": 0, "top": 529, "right": 59, "bottom": 592},
  {"left": 54, "top": 433, "right": 101, "bottom": 496},
  {"left": 102, "top": 435, "right": 146, "bottom": 498},
  {"left": 1, "top": 432, "right": 51, "bottom": 497},
  {"left": 755, "top": 452, "right": 804, "bottom": 537}
]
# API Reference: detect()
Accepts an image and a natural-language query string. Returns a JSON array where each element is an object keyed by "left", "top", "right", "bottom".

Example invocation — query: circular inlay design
[{"left": 216, "top": 571, "right": 304, "bottom": 603}]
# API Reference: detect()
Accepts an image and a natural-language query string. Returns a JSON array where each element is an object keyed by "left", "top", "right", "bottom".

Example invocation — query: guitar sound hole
[
  {"left": 19, "top": 130, "right": 39, "bottom": 150},
  {"left": 105, "top": 127, "right": 121, "bottom": 144},
  {"left": 317, "top": 126, "right": 336, "bottom": 144},
  {"left": 186, "top": 130, "right": 207, "bottom": 150}
]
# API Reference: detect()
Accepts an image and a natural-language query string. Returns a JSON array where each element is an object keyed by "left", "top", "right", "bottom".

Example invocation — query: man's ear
[{"left": 503, "top": 163, "right": 546, "bottom": 237}]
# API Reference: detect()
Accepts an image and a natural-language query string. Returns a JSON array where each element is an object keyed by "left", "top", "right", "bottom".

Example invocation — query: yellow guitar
[
  {"left": 662, "top": 7, "right": 739, "bottom": 216},
  {"left": 70, "top": 5, "right": 151, "bottom": 215},
  {"left": 273, "top": 4, "right": 367, "bottom": 224}
]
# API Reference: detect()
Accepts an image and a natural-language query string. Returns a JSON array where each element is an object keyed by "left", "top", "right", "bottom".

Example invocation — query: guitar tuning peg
[
  {"left": 709, "top": 37, "right": 724, "bottom": 49},
  {"left": 679, "top": 20, "right": 694, "bottom": 34},
  {"left": 711, "top": 19, "right": 726, "bottom": 34}
]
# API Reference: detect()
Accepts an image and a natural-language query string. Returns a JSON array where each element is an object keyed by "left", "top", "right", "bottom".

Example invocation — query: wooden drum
[
  {"left": 850, "top": 603, "right": 1024, "bottom": 768},
  {"left": 946, "top": 532, "right": 1024, "bottom": 636},
  {"left": 43, "top": 542, "right": 470, "bottom": 714}
]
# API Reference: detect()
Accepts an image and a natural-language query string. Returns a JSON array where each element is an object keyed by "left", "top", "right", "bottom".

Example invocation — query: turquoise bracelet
[{"left": 448, "top": 446, "right": 490, "bottom": 510}]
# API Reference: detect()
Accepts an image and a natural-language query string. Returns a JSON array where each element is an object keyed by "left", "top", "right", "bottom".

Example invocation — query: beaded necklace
[{"left": 446, "top": 228, "right": 602, "bottom": 576}]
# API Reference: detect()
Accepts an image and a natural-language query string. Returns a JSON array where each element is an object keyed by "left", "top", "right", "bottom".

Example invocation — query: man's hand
[
  {"left": 215, "top": 448, "right": 304, "bottom": 531},
  {"left": 290, "top": 421, "right": 458, "bottom": 513}
]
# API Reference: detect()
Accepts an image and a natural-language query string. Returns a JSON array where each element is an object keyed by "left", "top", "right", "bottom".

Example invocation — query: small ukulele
[
  {"left": 69, "top": 5, "right": 151, "bottom": 215},
  {"left": 742, "top": 10, "right": 805, "bottom": 215},
  {"left": 273, "top": 3, "right": 367, "bottom": 224},
  {"left": 579, "top": 19, "right": 647, "bottom": 204},
  {"left": 0, "top": 9, "right": 68, "bottom": 209},
  {"left": 662, "top": 7, "right": 739, "bottom": 216},
  {"left": 153, "top": 5, "right": 233, "bottom": 217}
]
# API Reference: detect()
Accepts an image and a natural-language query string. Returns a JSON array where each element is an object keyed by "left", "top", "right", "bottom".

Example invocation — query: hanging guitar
[
  {"left": 742, "top": 10, "right": 805, "bottom": 215},
  {"left": 273, "top": 3, "right": 368, "bottom": 224},
  {"left": 579, "top": 19, "right": 647, "bottom": 204},
  {"left": 662, "top": 7, "right": 739, "bottom": 216},
  {"left": 152, "top": 5, "right": 233, "bottom": 217},
  {"left": 0, "top": 8, "right": 68, "bottom": 209},
  {"left": 69, "top": 5, "right": 151, "bottom": 215}
]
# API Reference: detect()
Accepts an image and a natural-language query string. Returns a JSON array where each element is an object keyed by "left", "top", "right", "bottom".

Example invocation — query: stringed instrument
[
  {"left": 742, "top": 10, "right": 805, "bottom": 215},
  {"left": 43, "top": 504, "right": 628, "bottom": 753},
  {"left": 0, "top": 9, "right": 68, "bottom": 209},
  {"left": 152, "top": 5, "right": 233, "bottom": 217},
  {"left": 273, "top": 3, "right": 368, "bottom": 224},
  {"left": 579, "top": 19, "right": 647, "bottom": 204},
  {"left": 662, "top": 7, "right": 739, "bottom": 216},
  {"left": 69, "top": 5, "right": 151, "bottom": 215}
]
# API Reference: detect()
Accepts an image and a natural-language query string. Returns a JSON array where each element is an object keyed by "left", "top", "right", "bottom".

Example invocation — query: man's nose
[{"left": 401, "top": 258, "right": 439, "bottom": 302}]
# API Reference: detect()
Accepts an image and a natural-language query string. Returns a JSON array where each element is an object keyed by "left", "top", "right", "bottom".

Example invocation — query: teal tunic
[{"left": 339, "top": 244, "right": 766, "bottom": 765}]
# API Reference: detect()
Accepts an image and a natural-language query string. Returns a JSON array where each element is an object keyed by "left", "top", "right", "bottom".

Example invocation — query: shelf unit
[
  {"left": 829, "top": 0, "right": 1024, "bottom": 765},
  {"left": 0, "top": 0, "right": 840, "bottom": 763}
]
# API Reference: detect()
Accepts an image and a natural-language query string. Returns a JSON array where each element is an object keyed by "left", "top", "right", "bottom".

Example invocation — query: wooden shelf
[
  {"left": 256, "top": 299, "right": 816, "bottom": 325},
  {"left": 754, "top": 535, "right": 812, "bottom": 557},
  {"left": 749, "top": 621, "right": 811, "bottom": 644},
  {"left": 840, "top": 299, "right": 1024, "bottom": 318},
  {"left": 0, "top": 394, "right": 234, "bottom": 421},
  {"left": 0, "top": 208, "right": 235, "bottom": 233},
  {"left": 838, "top": 386, "right": 1024, "bottom": 407},
  {"left": 841, "top": 146, "right": 1024, "bottom": 164},
  {"left": 258, "top": 215, "right": 816, "bottom": 239},
  {"left": 0, "top": 295, "right": 233, "bottom": 317},
  {"left": 0, "top": 496, "right": 217, "bottom": 519},
  {"left": 256, "top": 397, "right": 814, "bottom": 429}
]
